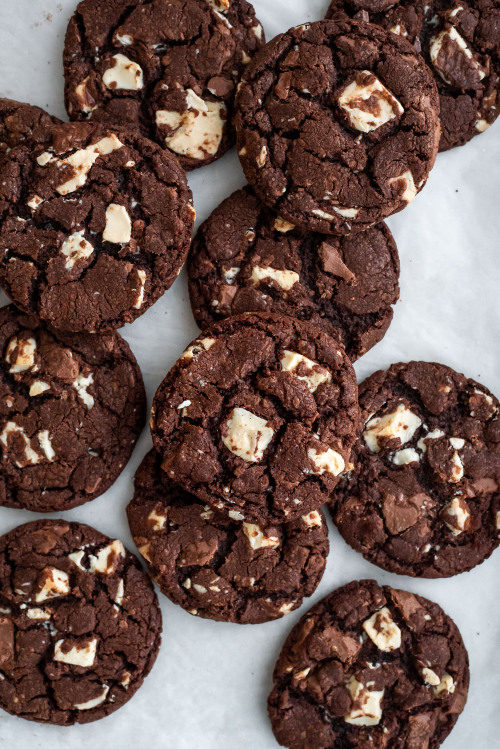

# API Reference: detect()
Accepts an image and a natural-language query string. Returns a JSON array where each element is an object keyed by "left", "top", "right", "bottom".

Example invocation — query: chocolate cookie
[
  {"left": 0, "top": 519, "right": 161, "bottom": 725},
  {"left": 331, "top": 361, "right": 500, "bottom": 578},
  {"left": 151, "top": 313, "right": 359, "bottom": 526},
  {"left": 0, "top": 121, "right": 194, "bottom": 333},
  {"left": 326, "top": 0, "right": 500, "bottom": 151},
  {"left": 234, "top": 19, "right": 440, "bottom": 236},
  {"left": 64, "top": 0, "right": 265, "bottom": 171},
  {"left": 0, "top": 304, "right": 146, "bottom": 513},
  {"left": 0, "top": 98, "right": 61, "bottom": 165},
  {"left": 188, "top": 186, "right": 400, "bottom": 361},
  {"left": 127, "top": 449, "right": 329, "bottom": 624},
  {"left": 268, "top": 580, "right": 469, "bottom": 749}
]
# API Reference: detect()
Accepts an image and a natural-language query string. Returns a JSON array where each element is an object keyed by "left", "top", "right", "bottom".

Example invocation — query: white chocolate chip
[
  {"left": 38, "top": 430, "right": 55, "bottom": 461},
  {"left": 35, "top": 567, "right": 70, "bottom": 602},
  {"left": 256, "top": 146, "right": 267, "bottom": 167},
  {"left": 476, "top": 118, "right": 491, "bottom": 132},
  {"left": 344, "top": 676, "right": 384, "bottom": 726},
  {"left": 73, "top": 373, "right": 94, "bottom": 410},
  {"left": 68, "top": 551, "right": 86, "bottom": 570},
  {"left": 242, "top": 523, "right": 280, "bottom": 550},
  {"left": 27, "top": 194, "right": 44, "bottom": 210},
  {"left": 156, "top": 90, "right": 226, "bottom": 160},
  {"left": 312, "top": 209, "right": 336, "bottom": 221},
  {"left": 138, "top": 543, "right": 152, "bottom": 562},
  {"left": 496, "top": 511, "right": 500, "bottom": 531},
  {"left": 363, "top": 607, "right": 402, "bottom": 652},
  {"left": 5, "top": 336, "right": 36, "bottom": 373},
  {"left": 422, "top": 667, "right": 441, "bottom": 686},
  {"left": 293, "top": 667, "right": 310, "bottom": 681},
  {"left": 148, "top": 508, "right": 167, "bottom": 531},
  {"left": 74, "top": 684, "right": 109, "bottom": 710},
  {"left": 333, "top": 206, "right": 359, "bottom": 218},
  {"left": 308, "top": 446, "right": 345, "bottom": 476},
  {"left": 279, "top": 602, "right": 295, "bottom": 615},
  {"left": 364, "top": 404, "right": 422, "bottom": 453},
  {"left": 74, "top": 77, "right": 97, "bottom": 114},
  {"left": 29, "top": 381, "right": 50, "bottom": 397},
  {"left": 223, "top": 267, "right": 240, "bottom": 284},
  {"left": 449, "top": 437, "right": 465, "bottom": 450},
  {"left": 193, "top": 584, "right": 207, "bottom": 594},
  {"left": 103, "top": 204, "right": 132, "bottom": 244},
  {"left": 26, "top": 608, "right": 51, "bottom": 621},
  {"left": 430, "top": 27, "right": 485, "bottom": 85},
  {"left": 252, "top": 23, "right": 263, "bottom": 39},
  {"left": 442, "top": 496, "right": 470, "bottom": 534},
  {"left": 181, "top": 338, "right": 216, "bottom": 361},
  {"left": 115, "top": 33, "right": 134, "bottom": 45},
  {"left": 281, "top": 350, "right": 332, "bottom": 392},
  {"left": 61, "top": 231, "right": 94, "bottom": 270},
  {"left": 222, "top": 408, "right": 274, "bottom": 463},
  {"left": 273, "top": 217, "right": 295, "bottom": 232},
  {"left": 251, "top": 265, "right": 299, "bottom": 291},
  {"left": 114, "top": 580, "right": 125, "bottom": 606},
  {"left": 0, "top": 422, "right": 41, "bottom": 467},
  {"left": 388, "top": 170, "right": 417, "bottom": 204},
  {"left": 417, "top": 429, "right": 445, "bottom": 452},
  {"left": 102, "top": 53, "right": 144, "bottom": 90},
  {"left": 434, "top": 673, "right": 456, "bottom": 695},
  {"left": 228, "top": 510, "right": 244, "bottom": 521},
  {"left": 301, "top": 510, "right": 322, "bottom": 528},
  {"left": 89, "top": 540, "right": 125, "bottom": 575},
  {"left": 54, "top": 637, "right": 98, "bottom": 667},
  {"left": 338, "top": 72, "right": 403, "bottom": 133},
  {"left": 132, "top": 269, "right": 147, "bottom": 310},
  {"left": 449, "top": 452, "right": 464, "bottom": 483},
  {"left": 391, "top": 447, "right": 420, "bottom": 465}
]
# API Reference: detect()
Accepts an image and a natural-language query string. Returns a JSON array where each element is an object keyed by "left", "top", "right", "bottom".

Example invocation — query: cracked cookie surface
[
  {"left": 127, "top": 449, "right": 329, "bottom": 623},
  {"left": 0, "top": 99, "right": 61, "bottom": 166},
  {"left": 234, "top": 19, "right": 440, "bottom": 235},
  {"left": 0, "top": 121, "right": 194, "bottom": 333},
  {"left": 0, "top": 519, "right": 161, "bottom": 725},
  {"left": 188, "top": 186, "right": 400, "bottom": 361},
  {"left": 327, "top": 0, "right": 500, "bottom": 151},
  {"left": 268, "top": 580, "right": 469, "bottom": 749},
  {"left": 151, "top": 312, "right": 359, "bottom": 526},
  {"left": 0, "top": 304, "right": 146, "bottom": 512},
  {"left": 64, "top": 0, "right": 265, "bottom": 171},
  {"left": 330, "top": 361, "right": 500, "bottom": 577}
]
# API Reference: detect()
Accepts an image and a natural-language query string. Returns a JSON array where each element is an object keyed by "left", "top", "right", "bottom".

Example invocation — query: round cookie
[
  {"left": 234, "top": 19, "right": 440, "bottom": 236},
  {"left": 0, "top": 519, "right": 162, "bottom": 725},
  {"left": 188, "top": 186, "right": 400, "bottom": 361},
  {"left": 127, "top": 450, "right": 329, "bottom": 624},
  {"left": 64, "top": 0, "right": 265, "bottom": 171},
  {"left": 0, "top": 121, "right": 194, "bottom": 333},
  {"left": 0, "top": 304, "right": 146, "bottom": 513},
  {"left": 326, "top": 0, "right": 500, "bottom": 151},
  {"left": 268, "top": 580, "right": 469, "bottom": 749},
  {"left": 331, "top": 361, "right": 500, "bottom": 578},
  {"left": 0, "top": 98, "right": 61, "bottom": 165},
  {"left": 151, "top": 312, "right": 360, "bottom": 526}
]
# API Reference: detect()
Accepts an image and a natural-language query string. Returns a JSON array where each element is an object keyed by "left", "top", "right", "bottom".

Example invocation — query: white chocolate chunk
[
  {"left": 308, "top": 447, "right": 345, "bottom": 476},
  {"left": 223, "top": 267, "right": 240, "bottom": 284},
  {"left": 36, "top": 567, "right": 70, "bottom": 602},
  {"left": 242, "top": 523, "right": 279, "bottom": 550},
  {"left": 38, "top": 430, "right": 55, "bottom": 461},
  {"left": 205, "top": 0, "right": 230, "bottom": 9},
  {"left": 252, "top": 23, "right": 263, "bottom": 39},
  {"left": 103, "top": 203, "right": 132, "bottom": 244},
  {"left": 89, "top": 540, "right": 125, "bottom": 574},
  {"left": 279, "top": 602, "right": 295, "bottom": 615},
  {"left": 222, "top": 408, "right": 273, "bottom": 463},
  {"left": 344, "top": 676, "right": 384, "bottom": 726},
  {"left": 422, "top": 667, "right": 441, "bottom": 686},
  {"left": 449, "top": 437, "right": 465, "bottom": 450},
  {"left": 54, "top": 637, "right": 98, "bottom": 667},
  {"left": 148, "top": 508, "right": 167, "bottom": 531},
  {"left": 476, "top": 118, "right": 491, "bottom": 132},
  {"left": 68, "top": 551, "right": 86, "bottom": 570},
  {"left": 61, "top": 231, "right": 94, "bottom": 270},
  {"left": 417, "top": 429, "right": 445, "bottom": 452},
  {"left": 29, "top": 381, "right": 50, "bottom": 397},
  {"left": 333, "top": 206, "right": 359, "bottom": 218},
  {"left": 27, "top": 194, "right": 44, "bottom": 210},
  {"left": 5, "top": 336, "right": 36, "bottom": 373},
  {"left": 496, "top": 510, "right": 500, "bottom": 530},
  {"left": 363, "top": 607, "right": 402, "bottom": 652},
  {"left": 0, "top": 422, "right": 40, "bottom": 467},
  {"left": 156, "top": 90, "right": 226, "bottom": 160},
  {"left": 301, "top": 510, "right": 322, "bottom": 528},
  {"left": 388, "top": 170, "right": 417, "bottom": 204},
  {"left": 44, "top": 135, "right": 125, "bottom": 195},
  {"left": 74, "top": 77, "right": 97, "bottom": 114},
  {"left": 364, "top": 404, "right": 422, "bottom": 453},
  {"left": 115, "top": 33, "right": 133, "bottom": 46},
  {"left": 312, "top": 209, "right": 336, "bottom": 221},
  {"left": 114, "top": 580, "right": 124, "bottom": 606},
  {"left": 434, "top": 673, "right": 456, "bottom": 695},
  {"left": 181, "top": 338, "right": 216, "bottom": 361},
  {"left": 132, "top": 269, "right": 147, "bottom": 309},
  {"left": 256, "top": 146, "right": 267, "bottom": 167},
  {"left": 138, "top": 543, "right": 151, "bottom": 562},
  {"left": 430, "top": 27, "right": 484, "bottom": 85},
  {"left": 443, "top": 497, "right": 470, "bottom": 534},
  {"left": 391, "top": 447, "right": 420, "bottom": 465},
  {"left": 102, "top": 54, "right": 144, "bottom": 90},
  {"left": 74, "top": 684, "right": 109, "bottom": 710},
  {"left": 73, "top": 373, "right": 94, "bottom": 409},
  {"left": 449, "top": 452, "right": 464, "bottom": 483},
  {"left": 228, "top": 510, "right": 244, "bottom": 521},
  {"left": 26, "top": 608, "right": 51, "bottom": 621},
  {"left": 280, "top": 351, "right": 332, "bottom": 392},
  {"left": 274, "top": 217, "right": 295, "bottom": 233},
  {"left": 338, "top": 72, "right": 403, "bottom": 133},
  {"left": 251, "top": 266, "right": 299, "bottom": 291}
]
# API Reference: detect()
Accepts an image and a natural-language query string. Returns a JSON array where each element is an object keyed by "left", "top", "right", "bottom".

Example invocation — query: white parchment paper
[{"left": 0, "top": 1, "right": 499, "bottom": 747}]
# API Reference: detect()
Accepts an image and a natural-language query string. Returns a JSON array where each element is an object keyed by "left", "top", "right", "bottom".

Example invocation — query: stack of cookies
[{"left": 0, "top": 0, "right": 498, "bottom": 746}]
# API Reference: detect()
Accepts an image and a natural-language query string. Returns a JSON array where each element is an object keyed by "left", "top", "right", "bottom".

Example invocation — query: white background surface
[{"left": 0, "top": 1, "right": 499, "bottom": 747}]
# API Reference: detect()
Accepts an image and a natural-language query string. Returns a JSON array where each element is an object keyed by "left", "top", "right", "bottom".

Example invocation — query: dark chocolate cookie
[
  {"left": 127, "top": 449, "right": 329, "bottom": 624},
  {"left": 0, "top": 519, "right": 161, "bottom": 725},
  {"left": 331, "top": 361, "right": 500, "bottom": 578},
  {"left": 234, "top": 19, "right": 440, "bottom": 236},
  {"left": 0, "top": 304, "right": 146, "bottom": 513},
  {"left": 188, "top": 186, "right": 400, "bottom": 361},
  {"left": 151, "top": 312, "right": 359, "bottom": 526},
  {"left": 0, "top": 121, "right": 194, "bottom": 333},
  {"left": 0, "top": 99, "right": 61, "bottom": 165},
  {"left": 268, "top": 580, "right": 469, "bottom": 749},
  {"left": 326, "top": 0, "right": 500, "bottom": 151},
  {"left": 64, "top": 0, "right": 265, "bottom": 171}
]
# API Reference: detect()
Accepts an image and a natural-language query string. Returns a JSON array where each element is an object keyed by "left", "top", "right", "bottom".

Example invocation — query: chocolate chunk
[
  {"left": 234, "top": 19, "right": 440, "bottom": 234},
  {"left": 188, "top": 186, "right": 400, "bottom": 361}
]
